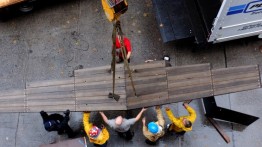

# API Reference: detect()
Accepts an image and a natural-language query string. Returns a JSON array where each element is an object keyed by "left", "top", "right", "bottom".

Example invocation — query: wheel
[{"left": 19, "top": 1, "right": 35, "bottom": 13}]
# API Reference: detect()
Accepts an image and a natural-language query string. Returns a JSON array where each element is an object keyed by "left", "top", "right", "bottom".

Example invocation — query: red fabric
[{"left": 115, "top": 37, "right": 132, "bottom": 58}]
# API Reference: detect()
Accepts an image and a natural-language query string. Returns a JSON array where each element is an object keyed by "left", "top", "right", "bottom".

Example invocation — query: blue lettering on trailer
[{"left": 227, "top": 0, "right": 262, "bottom": 15}]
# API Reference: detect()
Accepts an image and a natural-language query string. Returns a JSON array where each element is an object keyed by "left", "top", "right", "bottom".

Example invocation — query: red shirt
[{"left": 115, "top": 37, "right": 132, "bottom": 58}]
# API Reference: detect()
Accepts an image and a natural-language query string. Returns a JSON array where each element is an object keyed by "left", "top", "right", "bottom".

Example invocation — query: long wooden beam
[{"left": 0, "top": 61, "right": 260, "bottom": 112}]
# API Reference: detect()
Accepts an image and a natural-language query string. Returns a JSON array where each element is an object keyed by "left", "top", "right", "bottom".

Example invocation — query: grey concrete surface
[{"left": 0, "top": 0, "right": 262, "bottom": 146}]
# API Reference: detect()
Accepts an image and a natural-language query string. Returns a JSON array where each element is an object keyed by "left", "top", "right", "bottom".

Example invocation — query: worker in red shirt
[{"left": 115, "top": 35, "right": 132, "bottom": 63}]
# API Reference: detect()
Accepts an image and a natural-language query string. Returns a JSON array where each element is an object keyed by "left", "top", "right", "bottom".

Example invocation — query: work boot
[{"left": 64, "top": 110, "right": 70, "bottom": 117}]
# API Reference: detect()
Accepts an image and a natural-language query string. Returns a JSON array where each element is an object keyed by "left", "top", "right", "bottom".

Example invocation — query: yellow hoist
[{"left": 101, "top": 0, "right": 136, "bottom": 101}]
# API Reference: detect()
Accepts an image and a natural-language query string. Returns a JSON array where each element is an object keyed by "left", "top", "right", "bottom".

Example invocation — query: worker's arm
[
  {"left": 165, "top": 107, "right": 180, "bottom": 125},
  {"left": 142, "top": 117, "right": 149, "bottom": 135},
  {"left": 135, "top": 108, "right": 147, "bottom": 122},
  {"left": 83, "top": 112, "right": 92, "bottom": 135},
  {"left": 99, "top": 112, "right": 109, "bottom": 124},
  {"left": 183, "top": 103, "right": 197, "bottom": 123},
  {"left": 125, "top": 38, "right": 132, "bottom": 59},
  {"left": 155, "top": 106, "right": 165, "bottom": 127},
  {"left": 126, "top": 51, "right": 131, "bottom": 59}
]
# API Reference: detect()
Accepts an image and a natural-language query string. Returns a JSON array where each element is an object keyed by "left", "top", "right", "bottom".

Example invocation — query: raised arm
[
  {"left": 99, "top": 112, "right": 109, "bottom": 124},
  {"left": 183, "top": 103, "right": 197, "bottom": 123},
  {"left": 83, "top": 112, "right": 92, "bottom": 135},
  {"left": 135, "top": 108, "right": 147, "bottom": 122},
  {"left": 165, "top": 107, "right": 180, "bottom": 125}
]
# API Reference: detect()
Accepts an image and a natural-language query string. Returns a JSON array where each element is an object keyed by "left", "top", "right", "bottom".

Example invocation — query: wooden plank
[
  {"left": 214, "top": 83, "right": 261, "bottom": 95},
  {"left": 128, "top": 69, "right": 166, "bottom": 78},
  {"left": 26, "top": 84, "right": 74, "bottom": 94},
  {"left": 128, "top": 61, "right": 166, "bottom": 70},
  {"left": 76, "top": 95, "right": 126, "bottom": 104},
  {"left": 75, "top": 89, "right": 126, "bottom": 97},
  {"left": 27, "top": 98, "right": 75, "bottom": 106},
  {"left": 127, "top": 67, "right": 166, "bottom": 75},
  {"left": 168, "top": 71, "right": 211, "bottom": 82},
  {"left": 75, "top": 64, "right": 124, "bottom": 77},
  {"left": 75, "top": 78, "right": 125, "bottom": 86},
  {"left": 212, "top": 72, "right": 259, "bottom": 82},
  {"left": 168, "top": 77, "right": 212, "bottom": 89},
  {"left": 126, "top": 82, "right": 167, "bottom": 96},
  {"left": 76, "top": 103, "right": 127, "bottom": 111},
  {"left": 127, "top": 91, "right": 168, "bottom": 103},
  {"left": 126, "top": 75, "right": 166, "bottom": 86},
  {"left": 0, "top": 0, "right": 25, "bottom": 8},
  {"left": 168, "top": 90, "right": 213, "bottom": 103},
  {"left": 26, "top": 79, "right": 74, "bottom": 88},
  {"left": 75, "top": 75, "right": 125, "bottom": 83},
  {"left": 213, "top": 77, "right": 260, "bottom": 89},
  {"left": 26, "top": 105, "right": 76, "bottom": 112},
  {"left": 212, "top": 65, "right": 258, "bottom": 75},
  {"left": 127, "top": 92, "right": 168, "bottom": 109},
  {"left": 207, "top": 117, "right": 231, "bottom": 143},
  {"left": 75, "top": 70, "right": 124, "bottom": 78},
  {"left": 0, "top": 89, "right": 25, "bottom": 97},
  {"left": 0, "top": 102, "right": 24, "bottom": 107},
  {"left": 27, "top": 91, "right": 75, "bottom": 100},
  {"left": 169, "top": 84, "right": 212, "bottom": 95},
  {"left": 167, "top": 64, "right": 210, "bottom": 76},
  {"left": 0, "top": 107, "right": 25, "bottom": 112},
  {"left": 75, "top": 82, "right": 125, "bottom": 91}
]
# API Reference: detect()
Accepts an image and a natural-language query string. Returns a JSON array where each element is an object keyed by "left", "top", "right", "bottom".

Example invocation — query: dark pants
[
  {"left": 117, "top": 58, "right": 130, "bottom": 63},
  {"left": 167, "top": 123, "right": 186, "bottom": 136},
  {"left": 94, "top": 141, "right": 108, "bottom": 147},
  {"left": 145, "top": 139, "right": 157, "bottom": 145},
  {"left": 40, "top": 112, "right": 74, "bottom": 138},
  {"left": 117, "top": 129, "right": 134, "bottom": 140}
]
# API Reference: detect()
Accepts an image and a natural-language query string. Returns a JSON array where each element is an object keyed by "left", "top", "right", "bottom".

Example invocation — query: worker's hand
[
  {"left": 165, "top": 107, "right": 170, "bottom": 111},
  {"left": 99, "top": 111, "right": 104, "bottom": 114},
  {"left": 101, "top": 124, "right": 105, "bottom": 129},
  {"left": 142, "top": 117, "right": 146, "bottom": 124},
  {"left": 183, "top": 103, "right": 189, "bottom": 108},
  {"left": 141, "top": 107, "right": 147, "bottom": 112}
]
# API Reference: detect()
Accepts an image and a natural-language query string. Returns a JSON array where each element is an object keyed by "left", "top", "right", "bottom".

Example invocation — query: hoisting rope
[
  {"left": 102, "top": 0, "right": 136, "bottom": 100},
  {"left": 116, "top": 21, "right": 137, "bottom": 96},
  {"left": 110, "top": 20, "right": 137, "bottom": 100}
]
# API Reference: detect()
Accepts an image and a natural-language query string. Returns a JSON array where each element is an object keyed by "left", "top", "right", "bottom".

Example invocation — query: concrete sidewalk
[{"left": 0, "top": 0, "right": 262, "bottom": 146}]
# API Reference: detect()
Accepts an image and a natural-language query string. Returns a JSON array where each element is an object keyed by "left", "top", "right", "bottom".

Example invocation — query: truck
[{"left": 152, "top": 0, "right": 262, "bottom": 43}]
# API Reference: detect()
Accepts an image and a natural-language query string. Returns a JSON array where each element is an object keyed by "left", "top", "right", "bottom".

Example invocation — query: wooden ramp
[{"left": 0, "top": 61, "right": 260, "bottom": 112}]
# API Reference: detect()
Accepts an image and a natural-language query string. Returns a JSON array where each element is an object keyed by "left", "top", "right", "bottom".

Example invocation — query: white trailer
[{"left": 209, "top": 0, "right": 262, "bottom": 43}]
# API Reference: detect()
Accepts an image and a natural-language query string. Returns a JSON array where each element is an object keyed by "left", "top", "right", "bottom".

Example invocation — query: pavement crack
[{"left": 15, "top": 113, "right": 20, "bottom": 147}]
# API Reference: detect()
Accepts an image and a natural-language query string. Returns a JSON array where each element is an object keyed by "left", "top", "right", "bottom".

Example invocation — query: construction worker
[
  {"left": 40, "top": 110, "right": 75, "bottom": 138},
  {"left": 142, "top": 106, "right": 165, "bottom": 145},
  {"left": 165, "top": 102, "right": 197, "bottom": 135},
  {"left": 99, "top": 108, "right": 147, "bottom": 140},
  {"left": 83, "top": 112, "right": 109, "bottom": 147},
  {"left": 115, "top": 34, "right": 132, "bottom": 63}
]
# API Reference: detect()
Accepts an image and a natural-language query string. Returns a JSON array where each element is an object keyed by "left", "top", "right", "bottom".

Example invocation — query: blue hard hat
[{"left": 148, "top": 122, "right": 158, "bottom": 134}]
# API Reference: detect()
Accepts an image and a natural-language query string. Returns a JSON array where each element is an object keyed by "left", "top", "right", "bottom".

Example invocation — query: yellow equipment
[{"left": 101, "top": 0, "right": 128, "bottom": 22}]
